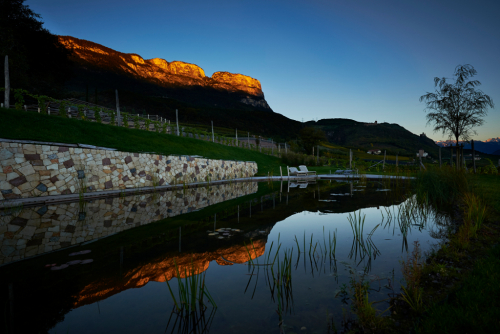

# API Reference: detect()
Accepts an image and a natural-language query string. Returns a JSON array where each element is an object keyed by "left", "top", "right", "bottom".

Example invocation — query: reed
[
  {"left": 165, "top": 258, "right": 217, "bottom": 312},
  {"left": 400, "top": 241, "right": 424, "bottom": 313}
]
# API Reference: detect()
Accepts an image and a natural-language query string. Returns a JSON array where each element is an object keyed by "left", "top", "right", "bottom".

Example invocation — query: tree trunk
[{"left": 472, "top": 140, "right": 476, "bottom": 173}]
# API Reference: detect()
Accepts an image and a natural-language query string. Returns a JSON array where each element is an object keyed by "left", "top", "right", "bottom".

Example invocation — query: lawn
[{"left": 0, "top": 107, "right": 288, "bottom": 176}]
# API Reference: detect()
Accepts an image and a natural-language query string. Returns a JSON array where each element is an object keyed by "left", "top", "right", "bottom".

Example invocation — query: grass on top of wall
[{"left": 0, "top": 108, "right": 286, "bottom": 176}]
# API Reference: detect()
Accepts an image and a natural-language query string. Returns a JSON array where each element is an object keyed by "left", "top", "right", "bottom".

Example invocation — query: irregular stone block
[
  {"left": 63, "top": 159, "right": 74, "bottom": 168},
  {"left": 24, "top": 154, "right": 40, "bottom": 161},
  {"left": 9, "top": 175, "right": 27, "bottom": 187}
]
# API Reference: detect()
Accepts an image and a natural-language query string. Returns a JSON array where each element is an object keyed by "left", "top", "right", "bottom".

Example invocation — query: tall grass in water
[
  {"left": 414, "top": 167, "right": 469, "bottom": 208},
  {"left": 400, "top": 241, "right": 424, "bottom": 313},
  {"left": 348, "top": 274, "right": 392, "bottom": 332},
  {"left": 165, "top": 258, "right": 217, "bottom": 312},
  {"left": 456, "top": 192, "right": 488, "bottom": 246}
]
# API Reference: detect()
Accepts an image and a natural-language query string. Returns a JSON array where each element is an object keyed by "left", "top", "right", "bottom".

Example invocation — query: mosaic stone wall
[
  {"left": 0, "top": 182, "right": 258, "bottom": 265},
  {"left": 0, "top": 142, "right": 258, "bottom": 200}
]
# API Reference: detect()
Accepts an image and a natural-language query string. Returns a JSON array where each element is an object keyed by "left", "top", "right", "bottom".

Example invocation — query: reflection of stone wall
[
  {"left": 0, "top": 142, "right": 258, "bottom": 200},
  {"left": 0, "top": 182, "right": 258, "bottom": 265}
]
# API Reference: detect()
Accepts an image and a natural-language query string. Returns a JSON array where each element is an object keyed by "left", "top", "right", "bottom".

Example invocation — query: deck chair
[
  {"left": 298, "top": 165, "right": 316, "bottom": 175},
  {"left": 289, "top": 167, "right": 307, "bottom": 176}
]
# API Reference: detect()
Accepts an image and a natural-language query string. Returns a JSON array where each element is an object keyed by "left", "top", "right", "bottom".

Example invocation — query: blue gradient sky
[{"left": 28, "top": 0, "right": 499, "bottom": 141}]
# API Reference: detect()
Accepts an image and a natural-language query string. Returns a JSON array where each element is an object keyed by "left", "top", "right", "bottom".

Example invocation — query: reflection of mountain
[{"left": 74, "top": 240, "right": 266, "bottom": 308}]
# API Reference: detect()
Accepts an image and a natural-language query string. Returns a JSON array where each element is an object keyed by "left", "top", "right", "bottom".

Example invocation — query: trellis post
[
  {"left": 115, "top": 90, "right": 121, "bottom": 126},
  {"left": 211, "top": 121, "right": 214, "bottom": 142},
  {"left": 4, "top": 55, "right": 9, "bottom": 109}
]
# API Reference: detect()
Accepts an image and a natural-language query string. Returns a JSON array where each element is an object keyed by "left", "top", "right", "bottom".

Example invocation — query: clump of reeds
[
  {"left": 346, "top": 274, "right": 392, "bottom": 333},
  {"left": 165, "top": 258, "right": 217, "bottom": 312},
  {"left": 414, "top": 166, "right": 469, "bottom": 207},
  {"left": 400, "top": 241, "right": 424, "bottom": 313}
]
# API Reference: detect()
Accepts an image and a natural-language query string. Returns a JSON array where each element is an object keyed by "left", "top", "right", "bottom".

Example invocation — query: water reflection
[
  {"left": 0, "top": 180, "right": 451, "bottom": 334},
  {"left": 0, "top": 182, "right": 258, "bottom": 265}
]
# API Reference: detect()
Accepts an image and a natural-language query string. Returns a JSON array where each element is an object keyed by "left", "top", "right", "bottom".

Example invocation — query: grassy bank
[
  {"left": 396, "top": 170, "right": 500, "bottom": 333},
  {"left": 0, "top": 107, "right": 287, "bottom": 176}
]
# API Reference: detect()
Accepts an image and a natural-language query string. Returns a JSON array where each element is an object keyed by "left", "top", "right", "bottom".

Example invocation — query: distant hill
[
  {"left": 307, "top": 119, "right": 439, "bottom": 157},
  {"left": 435, "top": 138, "right": 500, "bottom": 155},
  {"left": 492, "top": 149, "right": 500, "bottom": 156}
]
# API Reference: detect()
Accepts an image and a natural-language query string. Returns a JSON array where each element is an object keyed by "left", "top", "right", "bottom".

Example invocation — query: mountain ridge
[
  {"left": 58, "top": 35, "right": 271, "bottom": 110},
  {"left": 435, "top": 138, "right": 500, "bottom": 155}
]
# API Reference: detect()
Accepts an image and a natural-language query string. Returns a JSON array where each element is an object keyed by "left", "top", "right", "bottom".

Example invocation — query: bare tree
[{"left": 419, "top": 64, "right": 494, "bottom": 145}]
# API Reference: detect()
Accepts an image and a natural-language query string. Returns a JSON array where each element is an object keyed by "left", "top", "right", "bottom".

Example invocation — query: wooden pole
[
  {"left": 349, "top": 149, "right": 352, "bottom": 169},
  {"left": 176, "top": 109, "right": 179, "bottom": 136},
  {"left": 4, "top": 55, "right": 9, "bottom": 109},
  {"left": 115, "top": 90, "right": 121, "bottom": 126},
  {"left": 280, "top": 166, "right": 283, "bottom": 180}
]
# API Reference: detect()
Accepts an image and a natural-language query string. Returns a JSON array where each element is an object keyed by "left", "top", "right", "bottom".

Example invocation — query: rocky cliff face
[{"left": 59, "top": 36, "right": 270, "bottom": 109}]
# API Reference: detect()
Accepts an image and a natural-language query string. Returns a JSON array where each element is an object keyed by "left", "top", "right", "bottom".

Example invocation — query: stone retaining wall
[
  {"left": 0, "top": 182, "right": 258, "bottom": 265},
  {"left": 0, "top": 142, "right": 258, "bottom": 200}
]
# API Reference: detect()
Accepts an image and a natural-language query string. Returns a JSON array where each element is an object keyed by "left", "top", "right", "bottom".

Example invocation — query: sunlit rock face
[
  {"left": 58, "top": 36, "right": 268, "bottom": 104},
  {"left": 210, "top": 72, "right": 263, "bottom": 97},
  {"left": 73, "top": 240, "right": 266, "bottom": 308}
]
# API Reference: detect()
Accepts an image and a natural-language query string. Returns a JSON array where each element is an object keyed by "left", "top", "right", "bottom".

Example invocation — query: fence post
[
  {"left": 38, "top": 108, "right": 40, "bottom": 113},
  {"left": 68, "top": 107, "right": 71, "bottom": 118},
  {"left": 211, "top": 121, "right": 214, "bottom": 142},
  {"left": 48, "top": 107, "right": 50, "bottom": 115},
  {"left": 176, "top": 109, "right": 180, "bottom": 136},
  {"left": 115, "top": 90, "right": 121, "bottom": 126},
  {"left": 349, "top": 149, "right": 352, "bottom": 169},
  {"left": 24, "top": 105, "right": 26, "bottom": 111},
  {"left": 0, "top": 103, "right": 3, "bottom": 108},
  {"left": 4, "top": 55, "right": 9, "bottom": 109}
]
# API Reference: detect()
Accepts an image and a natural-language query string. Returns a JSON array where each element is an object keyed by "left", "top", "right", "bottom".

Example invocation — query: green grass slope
[{"left": 0, "top": 108, "right": 287, "bottom": 176}]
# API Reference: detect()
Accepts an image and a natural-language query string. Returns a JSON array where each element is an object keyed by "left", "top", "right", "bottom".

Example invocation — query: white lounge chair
[
  {"left": 288, "top": 167, "right": 307, "bottom": 177},
  {"left": 298, "top": 165, "right": 316, "bottom": 175}
]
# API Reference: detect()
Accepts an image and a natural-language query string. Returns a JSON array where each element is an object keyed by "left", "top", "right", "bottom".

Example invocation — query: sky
[{"left": 27, "top": 0, "right": 500, "bottom": 141}]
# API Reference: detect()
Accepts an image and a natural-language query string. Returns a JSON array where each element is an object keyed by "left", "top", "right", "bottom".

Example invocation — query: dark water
[{"left": 0, "top": 180, "right": 448, "bottom": 334}]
